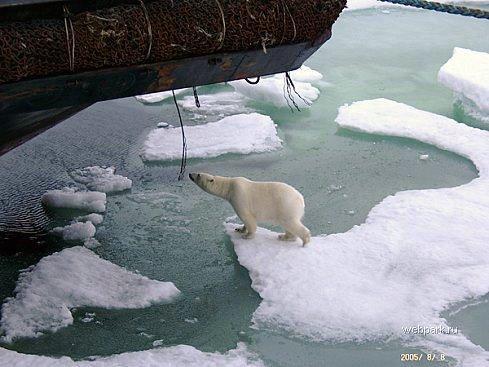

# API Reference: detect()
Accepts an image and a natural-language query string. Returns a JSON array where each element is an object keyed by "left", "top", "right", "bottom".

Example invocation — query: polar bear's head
[{"left": 189, "top": 172, "right": 220, "bottom": 196}]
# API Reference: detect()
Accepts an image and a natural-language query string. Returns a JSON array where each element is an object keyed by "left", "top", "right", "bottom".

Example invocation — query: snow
[
  {"left": 226, "top": 99, "right": 489, "bottom": 364},
  {"left": 76, "top": 213, "right": 104, "bottom": 225},
  {"left": 179, "top": 91, "right": 252, "bottom": 118},
  {"left": 229, "top": 66, "right": 322, "bottom": 108},
  {"left": 142, "top": 113, "right": 282, "bottom": 161},
  {"left": 0, "top": 343, "right": 264, "bottom": 367},
  {"left": 0, "top": 246, "right": 180, "bottom": 341},
  {"left": 83, "top": 238, "right": 101, "bottom": 249},
  {"left": 41, "top": 188, "right": 106, "bottom": 213},
  {"left": 345, "top": 0, "right": 400, "bottom": 11},
  {"left": 288, "top": 66, "right": 324, "bottom": 83},
  {"left": 51, "top": 221, "right": 96, "bottom": 241},
  {"left": 345, "top": 0, "right": 489, "bottom": 11},
  {"left": 70, "top": 166, "right": 132, "bottom": 193},
  {"left": 438, "top": 48, "right": 489, "bottom": 117},
  {"left": 135, "top": 88, "right": 189, "bottom": 104}
]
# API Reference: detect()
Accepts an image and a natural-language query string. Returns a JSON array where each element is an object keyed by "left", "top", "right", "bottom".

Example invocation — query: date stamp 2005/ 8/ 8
[{"left": 400, "top": 353, "right": 446, "bottom": 362}]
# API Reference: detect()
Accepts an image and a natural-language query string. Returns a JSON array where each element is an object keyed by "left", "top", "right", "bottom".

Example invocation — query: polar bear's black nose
[{"left": 189, "top": 173, "right": 195, "bottom": 182}]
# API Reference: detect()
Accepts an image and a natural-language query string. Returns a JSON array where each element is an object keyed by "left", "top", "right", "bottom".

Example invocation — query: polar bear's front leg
[
  {"left": 235, "top": 225, "right": 246, "bottom": 233},
  {"left": 238, "top": 211, "right": 256, "bottom": 239}
]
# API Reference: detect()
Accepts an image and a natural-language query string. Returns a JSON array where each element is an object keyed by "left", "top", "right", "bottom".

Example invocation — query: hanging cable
[
  {"left": 245, "top": 76, "right": 260, "bottom": 84},
  {"left": 172, "top": 90, "right": 187, "bottom": 181},
  {"left": 138, "top": 0, "right": 153, "bottom": 61},
  {"left": 62, "top": 5, "right": 75, "bottom": 72},
  {"left": 282, "top": 74, "right": 296, "bottom": 113},
  {"left": 192, "top": 86, "right": 200, "bottom": 108},
  {"left": 285, "top": 72, "right": 312, "bottom": 108}
]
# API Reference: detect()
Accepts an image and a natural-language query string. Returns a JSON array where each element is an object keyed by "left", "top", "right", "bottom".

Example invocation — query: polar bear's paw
[
  {"left": 278, "top": 232, "right": 297, "bottom": 241},
  {"left": 242, "top": 233, "right": 255, "bottom": 239},
  {"left": 235, "top": 225, "right": 246, "bottom": 233}
]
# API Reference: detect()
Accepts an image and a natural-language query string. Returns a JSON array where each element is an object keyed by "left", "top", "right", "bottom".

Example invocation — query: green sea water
[{"left": 1, "top": 6, "right": 488, "bottom": 366}]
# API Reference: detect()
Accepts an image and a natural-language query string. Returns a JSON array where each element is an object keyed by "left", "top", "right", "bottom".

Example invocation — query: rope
[
  {"left": 138, "top": 0, "right": 153, "bottom": 60},
  {"left": 378, "top": 0, "right": 489, "bottom": 19},
  {"left": 192, "top": 86, "right": 200, "bottom": 108},
  {"left": 283, "top": 73, "right": 301, "bottom": 112},
  {"left": 62, "top": 5, "right": 75, "bottom": 72},
  {"left": 282, "top": 75, "right": 296, "bottom": 112},
  {"left": 285, "top": 72, "right": 312, "bottom": 111},
  {"left": 245, "top": 76, "right": 260, "bottom": 84},
  {"left": 172, "top": 90, "right": 187, "bottom": 181},
  {"left": 282, "top": 0, "right": 297, "bottom": 41},
  {"left": 214, "top": 0, "right": 226, "bottom": 51}
]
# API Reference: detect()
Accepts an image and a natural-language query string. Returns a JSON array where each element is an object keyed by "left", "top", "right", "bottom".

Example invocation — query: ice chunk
[
  {"left": 0, "top": 246, "right": 180, "bottom": 341},
  {"left": 70, "top": 166, "right": 132, "bottom": 193},
  {"left": 157, "top": 122, "right": 171, "bottom": 128},
  {"left": 287, "top": 66, "right": 323, "bottom": 84},
  {"left": 81, "top": 312, "right": 95, "bottom": 323},
  {"left": 0, "top": 343, "right": 264, "bottom": 367},
  {"left": 438, "top": 48, "right": 489, "bottom": 116},
  {"left": 179, "top": 91, "right": 252, "bottom": 118},
  {"left": 135, "top": 88, "right": 189, "bottom": 104},
  {"left": 76, "top": 213, "right": 104, "bottom": 225},
  {"left": 229, "top": 75, "right": 320, "bottom": 109},
  {"left": 41, "top": 188, "right": 106, "bottom": 213},
  {"left": 345, "top": 0, "right": 483, "bottom": 11},
  {"left": 345, "top": 0, "right": 398, "bottom": 11},
  {"left": 419, "top": 154, "right": 429, "bottom": 161},
  {"left": 226, "top": 99, "right": 489, "bottom": 363},
  {"left": 83, "top": 238, "right": 101, "bottom": 249},
  {"left": 152, "top": 339, "right": 164, "bottom": 347},
  {"left": 51, "top": 221, "right": 96, "bottom": 241},
  {"left": 142, "top": 113, "right": 282, "bottom": 161}
]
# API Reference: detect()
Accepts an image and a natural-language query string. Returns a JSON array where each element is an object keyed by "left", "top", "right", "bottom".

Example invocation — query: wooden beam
[{"left": 0, "top": 38, "right": 328, "bottom": 115}]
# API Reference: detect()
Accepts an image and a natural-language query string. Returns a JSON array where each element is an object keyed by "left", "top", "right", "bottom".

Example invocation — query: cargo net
[{"left": 0, "top": 0, "right": 346, "bottom": 84}]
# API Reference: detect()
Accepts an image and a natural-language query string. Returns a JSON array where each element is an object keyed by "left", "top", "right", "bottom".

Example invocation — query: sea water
[{"left": 0, "top": 6, "right": 488, "bottom": 367}]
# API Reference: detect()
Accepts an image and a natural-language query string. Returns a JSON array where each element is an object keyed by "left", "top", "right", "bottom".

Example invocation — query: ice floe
[
  {"left": 83, "top": 238, "right": 101, "bottom": 249},
  {"left": 70, "top": 166, "right": 132, "bottom": 193},
  {"left": 345, "top": 0, "right": 400, "bottom": 11},
  {"left": 41, "top": 188, "right": 106, "bottom": 213},
  {"left": 438, "top": 48, "right": 489, "bottom": 121},
  {"left": 142, "top": 113, "right": 281, "bottom": 161},
  {"left": 226, "top": 98, "right": 489, "bottom": 364},
  {"left": 345, "top": 0, "right": 488, "bottom": 11},
  {"left": 287, "top": 65, "right": 324, "bottom": 83},
  {"left": 0, "top": 342, "right": 263, "bottom": 367},
  {"left": 134, "top": 88, "right": 189, "bottom": 104},
  {"left": 179, "top": 91, "right": 252, "bottom": 119},
  {"left": 51, "top": 215, "right": 101, "bottom": 245},
  {"left": 0, "top": 246, "right": 180, "bottom": 341},
  {"left": 75, "top": 213, "right": 104, "bottom": 225},
  {"left": 51, "top": 221, "right": 96, "bottom": 241},
  {"left": 230, "top": 70, "right": 321, "bottom": 109}
]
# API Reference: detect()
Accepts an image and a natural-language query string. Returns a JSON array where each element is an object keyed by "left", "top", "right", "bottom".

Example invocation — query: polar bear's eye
[{"left": 209, "top": 179, "right": 214, "bottom": 182}]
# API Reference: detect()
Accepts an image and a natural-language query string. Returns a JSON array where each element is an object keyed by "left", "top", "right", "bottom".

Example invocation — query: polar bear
[{"left": 189, "top": 173, "right": 311, "bottom": 246}]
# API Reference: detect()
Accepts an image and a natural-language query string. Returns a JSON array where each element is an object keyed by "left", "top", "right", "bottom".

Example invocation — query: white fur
[{"left": 190, "top": 173, "right": 311, "bottom": 245}]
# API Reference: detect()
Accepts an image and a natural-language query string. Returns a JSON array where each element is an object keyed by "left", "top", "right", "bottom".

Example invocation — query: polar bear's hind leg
[
  {"left": 285, "top": 220, "right": 311, "bottom": 246},
  {"left": 278, "top": 232, "right": 297, "bottom": 241}
]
